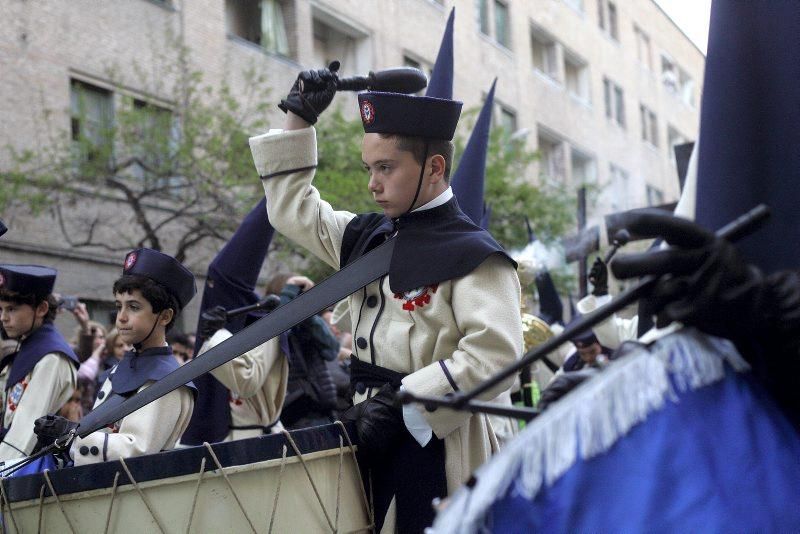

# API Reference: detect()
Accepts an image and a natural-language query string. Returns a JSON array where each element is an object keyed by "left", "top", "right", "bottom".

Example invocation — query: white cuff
[{"left": 400, "top": 386, "right": 433, "bottom": 447}]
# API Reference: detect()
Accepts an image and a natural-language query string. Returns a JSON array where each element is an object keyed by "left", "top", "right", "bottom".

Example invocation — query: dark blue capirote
[
  {"left": 181, "top": 198, "right": 275, "bottom": 445},
  {"left": 695, "top": 2, "right": 800, "bottom": 275},
  {"left": 451, "top": 79, "right": 496, "bottom": 229},
  {"left": 425, "top": 8, "right": 454, "bottom": 100}
]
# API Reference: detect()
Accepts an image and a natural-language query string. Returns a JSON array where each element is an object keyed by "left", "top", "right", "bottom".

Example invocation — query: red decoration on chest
[{"left": 394, "top": 284, "right": 438, "bottom": 311}]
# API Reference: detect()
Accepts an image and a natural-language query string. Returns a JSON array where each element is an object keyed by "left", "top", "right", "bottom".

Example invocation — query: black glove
[
  {"left": 610, "top": 210, "right": 764, "bottom": 341},
  {"left": 198, "top": 305, "right": 228, "bottom": 338},
  {"left": 341, "top": 383, "right": 404, "bottom": 463},
  {"left": 278, "top": 61, "right": 340, "bottom": 125},
  {"left": 33, "top": 414, "right": 78, "bottom": 454},
  {"left": 537, "top": 368, "right": 598, "bottom": 412},
  {"left": 589, "top": 257, "right": 609, "bottom": 296}
]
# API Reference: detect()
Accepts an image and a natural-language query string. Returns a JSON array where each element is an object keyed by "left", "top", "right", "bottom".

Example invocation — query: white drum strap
[
  {"left": 185, "top": 456, "right": 207, "bottom": 534},
  {"left": 0, "top": 476, "right": 20, "bottom": 534},
  {"left": 119, "top": 456, "right": 167, "bottom": 534},
  {"left": 268, "top": 445, "right": 289, "bottom": 534},
  {"left": 333, "top": 420, "right": 376, "bottom": 534},
  {"left": 281, "top": 429, "right": 336, "bottom": 532},
  {"left": 103, "top": 471, "right": 120, "bottom": 534},
  {"left": 42, "top": 469, "right": 76, "bottom": 534},
  {"left": 203, "top": 442, "right": 258, "bottom": 533}
]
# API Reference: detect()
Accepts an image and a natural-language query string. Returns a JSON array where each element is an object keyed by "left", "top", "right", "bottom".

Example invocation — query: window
[
  {"left": 640, "top": 104, "right": 659, "bottom": 146},
  {"left": 497, "top": 104, "right": 518, "bottom": 133},
  {"left": 531, "top": 28, "right": 559, "bottom": 79},
  {"left": 132, "top": 99, "right": 175, "bottom": 170},
  {"left": 609, "top": 163, "right": 630, "bottom": 212},
  {"left": 646, "top": 185, "right": 664, "bottom": 206},
  {"left": 70, "top": 80, "right": 114, "bottom": 165},
  {"left": 667, "top": 124, "right": 687, "bottom": 164},
  {"left": 476, "top": 0, "right": 511, "bottom": 49},
  {"left": 571, "top": 148, "right": 596, "bottom": 184},
  {"left": 678, "top": 69, "right": 695, "bottom": 107},
  {"left": 477, "top": 0, "right": 490, "bottom": 35},
  {"left": 603, "top": 77, "right": 625, "bottom": 128},
  {"left": 494, "top": 0, "right": 510, "bottom": 48},
  {"left": 661, "top": 55, "right": 678, "bottom": 94},
  {"left": 226, "top": 0, "right": 292, "bottom": 57},
  {"left": 597, "top": 0, "right": 618, "bottom": 41},
  {"left": 311, "top": 8, "right": 371, "bottom": 77},
  {"left": 537, "top": 128, "right": 567, "bottom": 183},
  {"left": 564, "top": 50, "right": 590, "bottom": 102},
  {"left": 634, "top": 25, "right": 652, "bottom": 70}
]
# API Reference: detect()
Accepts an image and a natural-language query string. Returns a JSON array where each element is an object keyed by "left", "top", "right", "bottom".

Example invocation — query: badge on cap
[
  {"left": 360, "top": 100, "right": 375, "bottom": 125},
  {"left": 124, "top": 251, "right": 138, "bottom": 271},
  {"left": 0, "top": 272, "right": 5, "bottom": 288}
]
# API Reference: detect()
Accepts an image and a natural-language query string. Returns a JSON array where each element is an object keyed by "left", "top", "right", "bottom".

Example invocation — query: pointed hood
[
  {"left": 452, "top": 79, "right": 496, "bottom": 228},
  {"left": 425, "top": 8, "right": 455, "bottom": 99}
]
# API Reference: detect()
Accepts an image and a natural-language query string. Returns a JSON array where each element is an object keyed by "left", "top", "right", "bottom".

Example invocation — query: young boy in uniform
[
  {"left": 35, "top": 248, "right": 197, "bottom": 466},
  {"left": 249, "top": 65, "right": 523, "bottom": 532},
  {"left": 0, "top": 265, "right": 79, "bottom": 462}
]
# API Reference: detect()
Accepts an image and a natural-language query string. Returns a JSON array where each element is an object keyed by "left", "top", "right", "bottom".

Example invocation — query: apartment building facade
[{"left": 0, "top": 0, "right": 703, "bottom": 328}]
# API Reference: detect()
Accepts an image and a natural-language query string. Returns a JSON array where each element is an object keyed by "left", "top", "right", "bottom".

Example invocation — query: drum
[
  {"left": 1, "top": 423, "right": 371, "bottom": 533},
  {"left": 432, "top": 328, "right": 800, "bottom": 532}
]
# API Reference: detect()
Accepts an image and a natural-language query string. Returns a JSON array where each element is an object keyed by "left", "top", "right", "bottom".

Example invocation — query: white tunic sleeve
[
  {"left": 576, "top": 294, "right": 639, "bottom": 349},
  {"left": 0, "top": 353, "right": 76, "bottom": 462},
  {"left": 249, "top": 127, "right": 356, "bottom": 269}
]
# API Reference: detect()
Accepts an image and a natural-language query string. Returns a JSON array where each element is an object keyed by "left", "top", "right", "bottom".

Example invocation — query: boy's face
[
  {"left": 362, "top": 133, "right": 443, "bottom": 219},
  {"left": 0, "top": 300, "right": 38, "bottom": 339},
  {"left": 577, "top": 342, "right": 602, "bottom": 364},
  {"left": 114, "top": 289, "right": 170, "bottom": 348}
]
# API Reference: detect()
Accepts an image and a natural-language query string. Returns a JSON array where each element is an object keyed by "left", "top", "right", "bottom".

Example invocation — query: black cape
[{"left": 340, "top": 196, "right": 515, "bottom": 292}]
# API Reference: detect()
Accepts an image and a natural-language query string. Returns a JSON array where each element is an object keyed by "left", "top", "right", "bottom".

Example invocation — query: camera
[{"left": 57, "top": 295, "right": 80, "bottom": 311}]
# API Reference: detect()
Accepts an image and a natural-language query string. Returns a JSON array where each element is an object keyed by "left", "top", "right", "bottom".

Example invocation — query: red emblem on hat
[
  {"left": 124, "top": 251, "right": 137, "bottom": 271},
  {"left": 360, "top": 100, "right": 375, "bottom": 125},
  {"left": 0, "top": 272, "right": 5, "bottom": 288}
]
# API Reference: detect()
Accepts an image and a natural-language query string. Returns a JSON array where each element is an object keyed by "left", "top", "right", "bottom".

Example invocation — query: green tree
[{"left": 2, "top": 41, "right": 270, "bottom": 263}]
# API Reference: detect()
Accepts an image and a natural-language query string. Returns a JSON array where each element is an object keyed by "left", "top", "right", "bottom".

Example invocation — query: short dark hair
[
  {"left": 378, "top": 134, "right": 455, "bottom": 180},
  {"left": 0, "top": 289, "right": 57, "bottom": 322},
  {"left": 166, "top": 331, "right": 190, "bottom": 347},
  {"left": 112, "top": 274, "right": 181, "bottom": 332}
]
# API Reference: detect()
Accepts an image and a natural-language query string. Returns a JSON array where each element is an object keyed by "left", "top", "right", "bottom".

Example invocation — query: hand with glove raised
[
  {"left": 341, "top": 383, "right": 404, "bottom": 463},
  {"left": 610, "top": 210, "right": 765, "bottom": 342},
  {"left": 279, "top": 61, "right": 340, "bottom": 125},
  {"left": 589, "top": 257, "right": 609, "bottom": 296},
  {"left": 33, "top": 414, "right": 78, "bottom": 454},
  {"left": 198, "top": 305, "right": 228, "bottom": 339}
]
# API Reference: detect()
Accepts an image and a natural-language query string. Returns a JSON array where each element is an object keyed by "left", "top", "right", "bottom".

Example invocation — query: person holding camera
[
  {"left": 0, "top": 265, "right": 79, "bottom": 463},
  {"left": 263, "top": 273, "right": 340, "bottom": 430}
]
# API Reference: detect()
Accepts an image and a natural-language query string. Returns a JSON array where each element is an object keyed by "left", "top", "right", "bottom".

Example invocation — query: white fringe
[{"left": 431, "top": 328, "right": 749, "bottom": 534}]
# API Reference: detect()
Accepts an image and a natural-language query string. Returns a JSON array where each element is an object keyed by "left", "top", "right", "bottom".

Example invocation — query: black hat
[
  {"left": 122, "top": 248, "right": 196, "bottom": 309},
  {"left": 0, "top": 218, "right": 7, "bottom": 237},
  {"left": 566, "top": 316, "right": 599, "bottom": 348},
  {"left": 0, "top": 265, "right": 57, "bottom": 297},
  {"left": 358, "top": 92, "right": 462, "bottom": 141}
]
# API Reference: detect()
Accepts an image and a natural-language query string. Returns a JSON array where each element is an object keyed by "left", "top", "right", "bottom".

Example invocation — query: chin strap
[
  {"left": 132, "top": 312, "right": 163, "bottom": 355},
  {"left": 404, "top": 142, "right": 429, "bottom": 215}
]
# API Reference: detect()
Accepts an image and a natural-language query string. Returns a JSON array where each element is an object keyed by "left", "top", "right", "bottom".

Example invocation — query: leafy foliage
[{"left": 1, "top": 40, "right": 270, "bottom": 263}]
